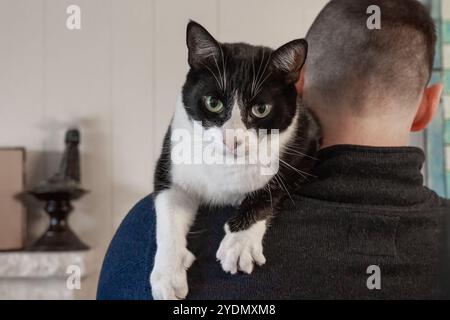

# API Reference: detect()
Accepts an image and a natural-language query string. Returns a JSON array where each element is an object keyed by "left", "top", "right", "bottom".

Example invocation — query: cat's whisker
[
  {"left": 282, "top": 147, "right": 318, "bottom": 161},
  {"left": 253, "top": 71, "right": 273, "bottom": 98},
  {"left": 219, "top": 45, "right": 227, "bottom": 91},
  {"left": 267, "top": 185, "right": 274, "bottom": 216},
  {"left": 272, "top": 174, "right": 283, "bottom": 191},
  {"left": 282, "top": 150, "right": 306, "bottom": 158},
  {"left": 251, "top": 50, "right": 256, "bottom": 97},
  {"left": 211, "top": 50, "right": 224, "bottom": 91},
  {"left": 285, "top": 136, "right": 307, "bottom": 143},
  {"left": 282, "top": 159, "right": 315, "bottom": 178},
  {"left": 278, "top": 158, "right": 316, "bottom": 179},
  {"left": 253, "top": 50, "right": 265, "bottom": 95},
  {"left": 279, "top": 161, "right": 308, "bottom": 181},
  {"left": 189, "top": 229, "right": 207, "bottom": 236},
  {"left": 282, "top": 151, "right": 317, "bottom": 162},
  {"left": 254, "top": 53, "right": 272, "bottom": 93},
  {"left": 264, "top": 184, "right": 274, "bottom": 216},
  {"left": 274, "top": 173, "right": 295, "bottom": 205},
  {"left": 283, "top": 143, "right": 311, "bottom": 153},
  {"left": 201, "top": 62, "right": 223, "bottom": 90},
  {"left": 251, "top": 51, "right": 273, "bottom": 100}
]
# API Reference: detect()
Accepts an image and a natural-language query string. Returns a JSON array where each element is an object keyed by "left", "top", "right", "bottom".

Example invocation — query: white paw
[
  {"left": 150, "top": 248, "right": 195, "bottom": 300},
  {"left": 216, "top": 220, "right": 267, "bottom": 275}
]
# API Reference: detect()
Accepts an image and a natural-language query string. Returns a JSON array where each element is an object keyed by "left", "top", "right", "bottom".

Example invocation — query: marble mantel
[{"left": 0, "top": 250, "right": 94, "bottom": 300}]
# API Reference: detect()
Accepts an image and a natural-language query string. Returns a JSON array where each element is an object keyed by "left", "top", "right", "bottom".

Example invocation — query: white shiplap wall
[{"left": 0, "top": 0, "right": 329, "bottom": 298}]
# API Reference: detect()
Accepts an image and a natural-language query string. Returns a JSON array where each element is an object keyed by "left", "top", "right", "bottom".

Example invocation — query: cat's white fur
[
  {"left": 151, "top": 95, "right": 298, "bottom": 300},
  {"left": 151, "top": 187, "right": 198, "bottom": 300},
  {"left": 216, "top": 220, "right": 267, "bottom": 275}
]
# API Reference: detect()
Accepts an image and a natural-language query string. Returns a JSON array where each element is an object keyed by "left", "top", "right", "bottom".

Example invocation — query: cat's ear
[
  {"left": 186, "top": 21, "right": 221, "bottom": 69},
  {"left": 271, "top": 39, "right": 308, "bottom": 84}
]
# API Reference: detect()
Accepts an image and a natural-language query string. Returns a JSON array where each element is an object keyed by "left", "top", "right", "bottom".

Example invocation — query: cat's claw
[
  {"left": 150, "top": 248, "right": 195, "bottom": 300},
  {"left": 216, "top": 221, "right": 267, "bottom": 275}
]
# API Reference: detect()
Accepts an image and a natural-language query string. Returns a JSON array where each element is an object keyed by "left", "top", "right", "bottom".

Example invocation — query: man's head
[{"left": 298, "top": 0, "right": 443, "bottom": 147}]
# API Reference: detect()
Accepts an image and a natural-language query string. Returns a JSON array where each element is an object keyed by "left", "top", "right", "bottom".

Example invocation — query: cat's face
[{"left": 180, "top": 21, "right": 307, "bottom": 172}]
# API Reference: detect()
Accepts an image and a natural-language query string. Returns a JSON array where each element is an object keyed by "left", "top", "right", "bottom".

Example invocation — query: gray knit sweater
[{"left": 97, "top": 145, "right": 450, "bottom": 300}]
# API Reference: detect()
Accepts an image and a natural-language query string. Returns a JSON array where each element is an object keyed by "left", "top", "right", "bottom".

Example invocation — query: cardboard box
[{"left": 0, "top": 148, "right": 26, "bottom": 251}]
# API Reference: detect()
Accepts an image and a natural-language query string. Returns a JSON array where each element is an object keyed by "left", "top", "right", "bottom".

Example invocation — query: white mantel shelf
[{"left": 0, "top": 250, "right": 93, "bottom": 300}]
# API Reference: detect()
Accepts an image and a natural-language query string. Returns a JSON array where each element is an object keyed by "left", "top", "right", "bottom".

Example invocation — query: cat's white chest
[{"left": 172, "top": 161, "right": 271, "bottom": 205}]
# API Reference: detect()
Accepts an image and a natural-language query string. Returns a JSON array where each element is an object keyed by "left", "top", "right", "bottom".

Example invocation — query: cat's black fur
[{"left": 153, "top": 126, "right": 172, "bottom": 193}]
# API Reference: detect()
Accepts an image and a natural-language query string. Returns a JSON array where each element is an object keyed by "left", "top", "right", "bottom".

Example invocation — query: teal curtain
[{"left": 422, "top": 0, "right": 449, "bottom": 198}]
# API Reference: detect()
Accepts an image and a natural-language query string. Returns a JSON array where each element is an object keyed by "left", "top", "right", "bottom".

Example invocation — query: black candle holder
[
  {"left": 28, "top": 129, "right": 89, "bottom": 251},
  {"left": 29, "top": 183, "right": 89, "bottom": 251}
]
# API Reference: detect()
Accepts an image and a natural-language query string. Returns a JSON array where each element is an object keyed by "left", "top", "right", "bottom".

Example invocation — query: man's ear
[
  {"left": 296, "top": 67, "right": 306, "bottom": 96},
  {"left": 271, "top": 39, "right": 308, "bottom": 84},
  {"left": 411, "top": 83, "right": 443, "bottom": 132},
  {"left": 186, "top": 20, "right": 221, "bottom": 69}
]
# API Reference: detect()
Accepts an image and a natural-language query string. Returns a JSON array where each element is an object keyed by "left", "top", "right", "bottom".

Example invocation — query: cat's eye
[
  {"left": 251, "top": 104, "right": 272, "bottom": 118},
  {"left": 203, "top": 96, "right": 224, "bottom": 113}
]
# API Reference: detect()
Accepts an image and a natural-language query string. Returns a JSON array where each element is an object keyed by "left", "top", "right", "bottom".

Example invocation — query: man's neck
[{"left": 318, "top": 114, "right": 412, "bottom": 149}]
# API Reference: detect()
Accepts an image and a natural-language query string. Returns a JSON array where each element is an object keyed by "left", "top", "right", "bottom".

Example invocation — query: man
[{"left": 97, "top": 0, "right": 450, "bottom": 299}]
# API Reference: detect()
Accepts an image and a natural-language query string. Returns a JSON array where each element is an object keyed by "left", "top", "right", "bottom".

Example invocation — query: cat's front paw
[
  {"left": 150, "top": 248, "right": 195, "bottom": 300},
  {"left": 216, "top": 221, "right": 267, "bottom": 275}
]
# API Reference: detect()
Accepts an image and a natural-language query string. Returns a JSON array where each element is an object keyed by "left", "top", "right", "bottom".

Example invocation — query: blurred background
[{"left": 0, "top": 0, "right": 449, "bottom": 299}]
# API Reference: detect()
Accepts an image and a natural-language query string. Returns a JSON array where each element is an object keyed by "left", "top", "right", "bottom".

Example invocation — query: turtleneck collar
[{"left": 296, "top": 145, "right": 432, "bottom": 206}]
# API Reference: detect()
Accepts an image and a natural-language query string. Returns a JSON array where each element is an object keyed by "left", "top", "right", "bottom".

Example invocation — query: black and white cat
[{"left": 150, "top": 21, "right": 320, "bottom": 300}]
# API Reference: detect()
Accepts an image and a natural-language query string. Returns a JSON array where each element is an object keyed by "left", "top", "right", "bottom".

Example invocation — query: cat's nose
[{"left": 223, "top": 136, "right": 242, "bottom": 152}]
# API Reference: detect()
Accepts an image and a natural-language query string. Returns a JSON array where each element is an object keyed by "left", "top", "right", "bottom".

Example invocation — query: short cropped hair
[{"left": 304, "top": 0, "right": 436, "bottom": 113}]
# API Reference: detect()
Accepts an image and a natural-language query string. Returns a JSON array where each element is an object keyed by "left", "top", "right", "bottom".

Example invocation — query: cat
[{"left": 150, "top": 21, "right": 320, "bottom": 300}]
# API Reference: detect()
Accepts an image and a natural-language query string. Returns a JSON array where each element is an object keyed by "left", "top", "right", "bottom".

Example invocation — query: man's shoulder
[
  {"left": 440, "top": 197, "right": 450, "bottom": 207},
  {"left": 109, "top": 195, "right": 156, "bottom": 247},
  {"left": 97, "top": 196, "right": 155, "bottom": 300},
  {"left": 424, "top": 187, "right": 450, "bottom": 210}
]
